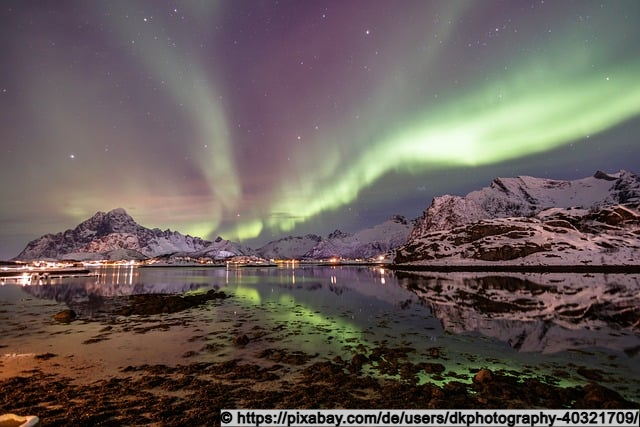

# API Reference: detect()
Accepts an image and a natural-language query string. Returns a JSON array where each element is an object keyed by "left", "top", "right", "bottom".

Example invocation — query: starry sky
[{"left": 1, "top": 0, "right": 640, "bottom": 259}]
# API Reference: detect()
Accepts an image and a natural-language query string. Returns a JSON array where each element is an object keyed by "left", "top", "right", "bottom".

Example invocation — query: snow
[
  {"left": 257, "top": 216, "right": 412, "bottom": 260},
  {"left": 404, "top": 270, "right": 639, "bottom": 353},
  {"left": 466, "top": 173, "right": 623, "bottom": 217},
  {"left": 13, "top": 171, "right": 639, "bottom": 264},
  {"left": 13, "top": 208, "right": 253, "bottom": 261},
  {"left": 398, "top": 170, "right": 640, "bottom": 266},
  {"left": 257, "top": 235, "right": 322, "bottom": 260},
  {"left": 398, "top": 215, "right": 639, "bottom": 266}
]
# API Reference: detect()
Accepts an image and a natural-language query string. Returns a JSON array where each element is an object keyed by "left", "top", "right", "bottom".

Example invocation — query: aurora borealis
[{"left": 1, "top": 1, "right": 639, "bottom": 259}]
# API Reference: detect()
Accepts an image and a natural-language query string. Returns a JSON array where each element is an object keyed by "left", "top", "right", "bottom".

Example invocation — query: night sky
[{"left": 1, "top": 1, "right": 640, "bottom": 259}]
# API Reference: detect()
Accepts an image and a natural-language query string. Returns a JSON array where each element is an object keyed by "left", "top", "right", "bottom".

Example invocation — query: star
[{"left": 0, "top": 0, "right": 639, "bottom": 261}]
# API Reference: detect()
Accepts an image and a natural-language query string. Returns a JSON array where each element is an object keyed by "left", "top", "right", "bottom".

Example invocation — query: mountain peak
[
  {"left": 327, "top": 229, "right": 349, "bottom": 239},
  {"left": 396, "top": 169, "right": 640, "bottom": 265},
  {"left": 257, "top": 218, "right": 413, "bottom": 260},
  {"left": 108, "top": 207, "right": 129, "bottom": 216},
  {"left": 13, "top": 209, "right": 253, "bottom": 261},
  {"left": 80, "top": 208, "right": 139, "bottom": 236}
]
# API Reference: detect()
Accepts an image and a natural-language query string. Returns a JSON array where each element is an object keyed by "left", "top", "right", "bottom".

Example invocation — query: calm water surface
[{"left": 1, "top": 265, "right": 638, "bottom": 402}]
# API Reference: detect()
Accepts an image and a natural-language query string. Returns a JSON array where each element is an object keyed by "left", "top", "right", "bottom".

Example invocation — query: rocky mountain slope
[
  {"left": 396, "top": 170, "right": 640, "bottom": 266},
  {"left": 14, "top": 208, "right": 254, "bottom": 261},
  {"left": 257, "top": 215, "right": 413, "bottom": 260}
]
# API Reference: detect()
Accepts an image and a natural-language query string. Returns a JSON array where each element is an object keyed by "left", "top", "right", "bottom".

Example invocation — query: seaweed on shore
[{"left": 1, "top": 356, "right": 635, "bottom": 427}]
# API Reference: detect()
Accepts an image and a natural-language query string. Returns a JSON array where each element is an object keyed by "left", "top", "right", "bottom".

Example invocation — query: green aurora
[{"left": 1, "top": 1, "right": 639, "bottom": 257}]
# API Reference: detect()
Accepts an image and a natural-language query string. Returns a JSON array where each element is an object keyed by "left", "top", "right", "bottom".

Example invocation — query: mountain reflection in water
[
  {"left": 3, "top": 265, "right": 638, "bottom": 400},
  {"left": 12, "top": 266, "right": 639, "bottom": 356},
  {"left": 396, "top": 271, "right": 639, "bottom": 355}
]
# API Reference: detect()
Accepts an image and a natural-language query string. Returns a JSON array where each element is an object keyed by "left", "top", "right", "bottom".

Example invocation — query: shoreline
[
  {"left": 1, "top": 265, "right": 638, "bottom": 425},
  {"left": 0, "top": 268, "right": 92, "bottom": 278},
  {"left": 390, "top": 263, "right": 640, "bottom": 273},
  {"left": 1, "top": 352, "right": 636, "bottom": 426}
]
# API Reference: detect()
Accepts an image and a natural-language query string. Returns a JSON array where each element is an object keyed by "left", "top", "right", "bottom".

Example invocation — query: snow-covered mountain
[
  {"left": 396, "top": 170, "right": 640, "bottom": 266},
  {"left": 14, "top": 208, "right": 255, "bottom": 261},
  {"left": 258, "top": 215, "right": 413, "bottom": 260},
  {"left": 257, "top": 234, "right": 323, "bottom": 260},
  {"left": 14, "top": 209, "right": 412, "bottom": 262},
  {"left": 16, "top": 170, "right": 638, "bottom": 264}
]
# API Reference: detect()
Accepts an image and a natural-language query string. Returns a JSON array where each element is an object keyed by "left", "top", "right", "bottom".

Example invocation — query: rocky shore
[
  {"left": 2, "top": 273, "right": 637, "bottom": 426},
  {"left": 391, "top": 264, "right": 640, "bottom": 273},
  {"left": 1, "top": 349, "right": 635, "bottom": 426}
]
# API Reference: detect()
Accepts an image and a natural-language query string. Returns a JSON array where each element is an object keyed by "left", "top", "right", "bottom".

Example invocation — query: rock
[
  {"left": 589, "top": 206, "right": 638, "bottom": 226},
  {"left": 0, "top": 414, "right": 40, "bottom": 427},
  {"left": 349, "top": 354, "right": 368, "bottom": 372},
  {"left": 52, "top": 309, "right": 76, "bottom": 323},
  {"left": 394, "top": 170, "right": 640, "bottom": 265},
  {"left": 473, "top": 368, "right": 494, "bottom": 384},
  {"left": 233, "top": 334, "right": 250, "bottom": 346},
  {"left": 544, "top": 220, "right": 576, "bottom": 230},
  {"left": 255, "top": 348, "right": 316, "bottom": 365},
  {"left": 473, "top": 241, "right": 549, "bottom": 261},
  {"left": 578, "top": 383, "right": 635, "bottom": 409},
  {"left": 423, "top": 363, "right": 446, "bottom": 374},
  {"left": 116, "top": 290, "right": 227, "bottom": 316},
  {"left": 576, "top": 367, "right": 604, "bottom": 381},
  {"left": 427, "top": 347, "right": 440, "bottom": 358},
  {"left": 34, "top": 353, "right": 57, "bottom": 360}
]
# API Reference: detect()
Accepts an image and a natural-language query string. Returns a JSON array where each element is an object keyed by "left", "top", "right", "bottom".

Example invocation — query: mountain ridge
[
  {"left": 13, "top": 210, "right": 413, "bottom": 262},
  {"left": 14, "top": 209, "right": 254, "bottom": 261},
  {"left": 12, "top": 170, "right": 640, "bottom": 264},
  {"left": 396, "top": 170, "right": 640, "bottom": 266},
  {"left": 257, "top": 214, "right": 413, "bottom": 260}
]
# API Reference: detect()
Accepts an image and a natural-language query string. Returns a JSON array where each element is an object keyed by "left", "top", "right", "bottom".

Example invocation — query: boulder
[
  {"left": 0, "top": 414, "right": 40, "bottom": 427},
  {"left": 52, "top": 309, "right": 77, "bottom": 323},
  {"left": 473, "top": 368, "right": 494, "bottom": 384}
]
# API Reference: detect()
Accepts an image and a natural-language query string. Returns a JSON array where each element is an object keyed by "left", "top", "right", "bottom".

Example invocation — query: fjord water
[{"left": 1, "top": 265, "right": 638, "bottom": 402}]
